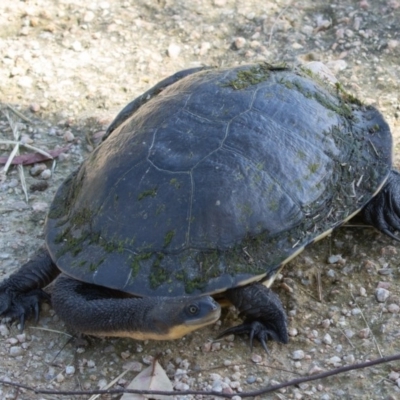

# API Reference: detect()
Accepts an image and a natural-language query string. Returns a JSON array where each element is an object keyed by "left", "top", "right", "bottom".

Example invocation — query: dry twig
[{"left": 0, "top": 352, "right": 399, "bottom": 398}]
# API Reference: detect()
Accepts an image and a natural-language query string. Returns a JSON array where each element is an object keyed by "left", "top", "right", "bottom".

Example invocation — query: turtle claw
[
  {"left": 219, "top": 320, "right": 281, "bottom": 353},
  {"left": 0, "top": 288, "right": 49, "bottom": 329}
]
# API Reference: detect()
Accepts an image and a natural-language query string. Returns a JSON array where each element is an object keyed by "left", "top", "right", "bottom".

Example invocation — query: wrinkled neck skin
[{"left": 51, "top": 275, "right": 218, "bottom": 340}]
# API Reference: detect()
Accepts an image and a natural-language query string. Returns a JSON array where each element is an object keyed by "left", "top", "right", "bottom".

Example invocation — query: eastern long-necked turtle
[{"left": 1, "top": 63, "right": 399, "bottom": 350}]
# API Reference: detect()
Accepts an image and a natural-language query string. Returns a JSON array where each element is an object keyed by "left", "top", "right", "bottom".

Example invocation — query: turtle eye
[{"left": 187, "top": 304, "right": 199, "bottom": 315}]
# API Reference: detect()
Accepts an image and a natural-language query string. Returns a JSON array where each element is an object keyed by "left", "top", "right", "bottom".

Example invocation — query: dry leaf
[
  {"left": 121, "top": 360, "right": 173, "bottom": 400},
  {"left": 0, "top": 145, "right": 71, "bottom": 166}
]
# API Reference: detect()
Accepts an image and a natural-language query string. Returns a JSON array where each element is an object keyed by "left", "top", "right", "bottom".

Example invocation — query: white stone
[
  {"left": 167, "top": 43, "right": 181, "bottom": 59},
  {"left": 323, "top": 333, "right": 333, "bottom": 345},
  {"left": 9, "top": 346, "right": 23, "bottom": 357},
  {"left": 375, "top": 288, "right": 390, "bottom": 302},
  {"left": 327, "top": 356, "right": 341, "bottom": 365},
  {"left": 65, "top": 365, "right": 75, "bottom": 375},
  {"left": 292, "top": 350, "right": 305, "bottom": 360},
  {"left": 0, "top": 324, "right": 10, "bottom": 337}
]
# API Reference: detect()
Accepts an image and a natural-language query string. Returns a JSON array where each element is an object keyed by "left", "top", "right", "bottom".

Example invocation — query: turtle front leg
[
  {"left": 362, "top": 170, "right": 400, "bottom": 241},
  {"left": 219, "top": 282, "right": 288, "bottom": 352},
  {"left": 0, "top": 246, "right": 59, "bottom": 329}
]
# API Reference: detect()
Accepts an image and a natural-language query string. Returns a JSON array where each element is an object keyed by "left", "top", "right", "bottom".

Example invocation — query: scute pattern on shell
[{"left": 46, "top": 64, "right": 392, "bottom": 297}]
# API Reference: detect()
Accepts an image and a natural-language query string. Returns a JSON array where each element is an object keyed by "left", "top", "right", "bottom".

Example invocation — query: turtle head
[{"left": 148, "top": 295, "right": 221, "bottom": 340}]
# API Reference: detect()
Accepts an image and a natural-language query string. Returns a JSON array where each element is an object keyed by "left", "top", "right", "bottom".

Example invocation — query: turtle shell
[{"left": 45, "top": 63, "right": 392, "bottom": 297}]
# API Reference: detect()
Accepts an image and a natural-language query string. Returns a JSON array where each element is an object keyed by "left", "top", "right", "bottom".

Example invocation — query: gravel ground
[{"left": 0, "top": 0, "right": 400, "bottom": 399}]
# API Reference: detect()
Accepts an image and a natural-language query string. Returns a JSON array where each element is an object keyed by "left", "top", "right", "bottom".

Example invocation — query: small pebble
[
  {"left": 16, "top": 333, "right": 26, "bottom": 343},
  {"left": 0, "top": 324, "right": 10, "bottom": 337},
  {"left": 327, "top": 356, "right": 341, "bottom": 366},
  {"left": 358, "top": 328, "right": 370, "bottom": 338},
  {"left": 381, "top": 246, "right": 397, "bottom": 255},
  {"left": 389, "top": 371, "right": 400, "bottom": 381},
  {"left": 98, "top": 379, "right": 107, "bottom": 388},
  {"left": 32, "top": 202, "right": 48, "bottom": 212},
  {"left": 20, "top": 134, "right": 33, "bottom": 144},
  {"left": 378, "top": 268, "right": 392, "bottom": 275},
  {"left": 231, "top": 372, "right": 241, "bottom": 381},
  {"left": 9, "top": 346, "right": 23, "bottom": 357},
  {"left": 327, "top": 254, "right": 345, "bottom": 264},
  {"left": 63, "top": 131, "right": 75, "bottom": 142},
  {"left": 251, "top": 354, "right": 262, "bottom": 363},
  {"left": 224, "top": 334, "right": 235, "bottom": 342},
  {"left": 45, "top": 368, "right": 56, "bottom": 380},
  {"left": 199, "top": 42, "right": 211, "bottom": 55},
  {"left": 388, "top": 304, "right": 400, "bottom": 313},
  {"left": 308, "top": 365, "right": 323, "bottom": 375},
  {"left": 230, "top": 381, "right": 240, "bottom": 389},
  {"left": 288, "top": 327, "right": 298, "bottom": 336},
  {"left": 375, "top": 288, "right": 390, "bottom": 302},
  {"left": 344, "top": 354, "right": 355, "bottom": 364},
  {"left": 175, "top": 382, "right": 189, "bottom": 391},
  {"left": 326, "top": 59, "right": 348, "bottom": 73},
  {"left": 388, "top": 40, "right": 399, "bottom": 50},
  {"left": 344, "top": 329, "right": 355, "bottom": 338},
  {"left": 30, "top": 103, "right": 41, "bottom": 113},
  {"left": 321, "top": 319, "right": 331, "bottom": 329},
  {"left": 40, "top": 169, "right": 52, "bottom": 180},
  {"left": 30, "top": 163, "right": 47, "bottom": 176},
  {"left": 323, "top": 333, "right": 332, "bottom": 345},
  {"left": 292, "top": 350, "right": 305, "bottom": 360},
  {"left": 210, "top": 373, "right": 222, "bottom": 381},
  {"left": 233, "top": 37, "right": 246, "bottom": 49},
  {"left": 212, "top": 380, "right": 223, "bottom": 392},
  {"left": 202, "top": 342, "right": 212, "bottom": 352},
  {"left": 222, "top": 386, "right": 234, "bottom": 394},
  {"left": 246, "top": 375, "right": 256, "bottom": 384},
  {"left": 211, "top": 342, "right": 221, "bottom": 351},
  {"left": 326, "top": 269, "right": 336, "bottom": 278},
  {"left": 377, "top": 281, "right": 391, "bottom": 289},
  {"left": 167, "top": 43, "right": 181, "bottom": 58},
  {"left": 175, "top": 368, "right": 186, "bottom": 379},
  {"left": 142, "top": 355, "right": 153, "bottom": 365},
  {"left": 83, "top": 11, "right": 95, "bottom": 22},
  {"left": 65, "top": 366, "right": 75, "bottom": 375},
  {"left": 56, "top": 373, "right": 65, "bottom": 382},
  {"left": 71, "top": 41, "right": 83, "bottom": 52}
]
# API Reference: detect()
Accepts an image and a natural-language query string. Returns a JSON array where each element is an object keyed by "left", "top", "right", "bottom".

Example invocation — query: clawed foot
[
  {"left": 221, "top": 282, "right": 289, "bottom": 353},
  {"left": 0, "top": 288, "right": 50, "bottom": 330},
  {"left": 362, "top": 170, "right": 400, "bottom": 241},
  {"left": 219, "top": 319, "right": 283, "bottom": 353}
]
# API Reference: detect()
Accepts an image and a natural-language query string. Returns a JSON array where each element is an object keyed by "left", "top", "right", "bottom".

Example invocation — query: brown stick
[{"left": 0, "top": 352, "right": 399, "bottom": 397}]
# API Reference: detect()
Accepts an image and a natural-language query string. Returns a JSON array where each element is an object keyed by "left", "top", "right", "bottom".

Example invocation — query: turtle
[{"left": 0, "top": 62, "right": 399, "bottom": 351}]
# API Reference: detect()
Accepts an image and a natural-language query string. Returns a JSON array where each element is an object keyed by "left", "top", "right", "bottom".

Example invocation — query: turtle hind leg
[
  {"left": 219, "top": 282, "right": 288, "bottom": 352},
  {"left": 362, "top": 170, "right": 400, "bottom": 241},
  {"left": 0, "top": 246, "right": 59, "bottom": 329}
]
